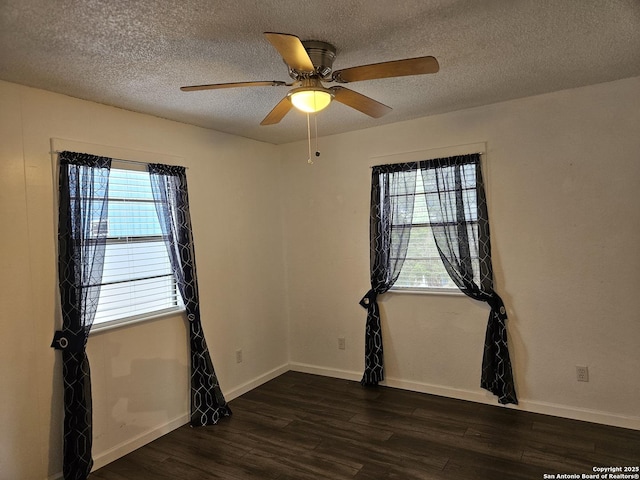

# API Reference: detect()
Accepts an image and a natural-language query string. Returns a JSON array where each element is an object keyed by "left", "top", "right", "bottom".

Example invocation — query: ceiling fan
[{"left": 180, "top": 32, "right": 439, "bottom": 126}]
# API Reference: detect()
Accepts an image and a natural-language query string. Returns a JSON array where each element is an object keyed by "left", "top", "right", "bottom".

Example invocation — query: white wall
[
  {"left": 280, "top": 76, "right": 640, "bottom": 429},
  {"left": 0, "top": 80, "right": 289, "bottom": 480},
  {"left": 2, "top": 75, "right": 639, "bottom": 480}
]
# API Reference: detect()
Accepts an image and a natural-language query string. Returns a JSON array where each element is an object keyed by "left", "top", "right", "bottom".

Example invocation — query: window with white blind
[
  {"left": 93, "top": 166, "right": 180, "bottom": 328},
  {"left": 391, "top": 164, "right": 479, "bottom": 292}
]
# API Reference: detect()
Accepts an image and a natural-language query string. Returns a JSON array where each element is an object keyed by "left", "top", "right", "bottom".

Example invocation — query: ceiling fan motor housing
[{"left": 300, "top": 40, "right": 336, "bottom": 79}]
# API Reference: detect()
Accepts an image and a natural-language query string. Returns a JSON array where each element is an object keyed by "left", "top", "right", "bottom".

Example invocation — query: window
[
  {"left": 390, "top": 161, "right": 480, "bottom": 292},
  {"left": 93, "top": 165, "right": 180, "bottom": 327}
]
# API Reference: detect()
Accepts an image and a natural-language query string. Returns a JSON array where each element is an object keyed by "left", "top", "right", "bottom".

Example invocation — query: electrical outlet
[
  {"left": 338, "top": 337, "right": 346, "bottom": 350},
  {"left": 576, "top": 365, "right": 589, "bottom": 382},
  {"left": 235, "top": 349, "right": 243, "bottom": 364}
]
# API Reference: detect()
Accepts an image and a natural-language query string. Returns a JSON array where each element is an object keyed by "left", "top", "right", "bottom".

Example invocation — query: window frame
[
  {"left": 90, "top": 162, "right": 184, "bottom": 332},
  {"left": 369, "top": 143, "right": 487, "bottom": 295},
  {"left": 52, "top": 139, "right": 187, "bottom": 334}
]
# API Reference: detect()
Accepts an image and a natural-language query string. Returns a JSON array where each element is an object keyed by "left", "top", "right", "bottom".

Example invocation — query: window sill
[
  {"left": 389, "top": 287, "right": 463, "bottom": 296},
  {"left": 89, "top": 306, "right": 186, "bottom": 335}
]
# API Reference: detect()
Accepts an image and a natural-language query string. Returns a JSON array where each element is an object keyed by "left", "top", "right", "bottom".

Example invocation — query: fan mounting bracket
[{"left": 287, "top": 40, "right": 336, "bottom": 80}]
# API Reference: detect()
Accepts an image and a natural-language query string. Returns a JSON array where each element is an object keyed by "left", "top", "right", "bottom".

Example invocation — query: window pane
[
  {"left": 390, "top": 160, "right": 480, "bottom": 291},
  {"left": 92, "top": 168, "right": 178, "bottom": 326},
  {"left": 101, "top": 241, "right": 172, "bottom": 284},
  {"left": 394, "top": 257, "right": 457, "bottom": 289},
  {"left": 107, "top": 201, "right": 163, "bottom": 237},
  {"left": 460, "top": 163, "right": 476, "bottom": 188},
  {"left": 389, "top": 170, "right": 416, "bottom": 197},
  {"left": 411, "top": 191, "right": 430, "bottom": 224},
  {"left": 393, "top": 225, "right": 458, "bottom": 289},
  {"left": 95, "top": 276, "right": 177, "bottom": 324},
  {"left": 108, "top": 169, "right": 155, "bottom": 200}
]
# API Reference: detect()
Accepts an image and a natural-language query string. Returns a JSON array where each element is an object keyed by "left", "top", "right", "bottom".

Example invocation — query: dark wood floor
[{"left": 91, "top": 371, "right": 640, "bottom": 479}]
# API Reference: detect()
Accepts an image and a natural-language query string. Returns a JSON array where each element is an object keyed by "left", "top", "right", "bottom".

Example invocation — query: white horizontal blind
[
  {"left": 392, "top": 165, "right": 479, "bottom": 290},
  {"left": 93, "top": 168, "right": 179, "bottom": 325}
]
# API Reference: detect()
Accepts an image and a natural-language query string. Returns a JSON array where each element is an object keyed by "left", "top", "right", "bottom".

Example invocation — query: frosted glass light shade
[{"left": 290, "top": 89, "right": 332, "bottom": 113}]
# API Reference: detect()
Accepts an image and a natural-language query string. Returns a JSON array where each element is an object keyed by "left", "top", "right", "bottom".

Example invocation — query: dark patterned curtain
[
  {"left": 359, "top": 164, "right": 418, "bottom": 385},
  {"left": 420, "top": 154, "right": 517, "bottom": 404},
  {"left": 148, "top": 163, "right": 231, "bottom": 425},
  {"left": 51, "top": 151, "right": 112, "bottom": 480}
]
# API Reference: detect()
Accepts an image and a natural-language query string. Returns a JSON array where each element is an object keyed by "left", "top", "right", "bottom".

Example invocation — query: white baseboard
[
  {"left": 45, "top": 364, "right": 292, "bottom": 479},
  {"left": 515, "top": 399, "right": 640, "bottom": 431},
  {"left": 288, "top": 362, "right": 640, "bottom": 431},
  {"left": 289, "top": 362, "right": 362, "bottom": 382},
  {"left": 47, "top": 411, "right": 188, "bottom": 479},
  {"left": 92, "top": 413, "right": 189, "bottom": 471},
  {"left": 224, "top": 363, "right": 290, "bottom": 401}
]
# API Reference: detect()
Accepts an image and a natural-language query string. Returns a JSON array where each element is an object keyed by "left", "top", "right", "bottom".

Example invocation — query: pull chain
[
  {"left": 307, "top": 112, "right": 313, "bottom": 164},
  {"left": 306, "top": 112, "right": 321, "bottom": 165},
  {"left": 314, "top": 114, "right": 319, "bottom": 158}
]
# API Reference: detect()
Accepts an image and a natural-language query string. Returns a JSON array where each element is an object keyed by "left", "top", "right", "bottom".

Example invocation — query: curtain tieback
[
  {"left": 487, "top": 293, "right": 507, "bottom": 318},
  {"left": 51, "top": 330, "right": 86, "bottom": 352},
  {"left": 359, "top": 289, "right": 378, "bottom": 310}
]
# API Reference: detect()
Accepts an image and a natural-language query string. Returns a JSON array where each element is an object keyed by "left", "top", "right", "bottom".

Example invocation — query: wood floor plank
[
  {"left": 91, "top": 372, "right": 640, "bottom": 479},
  {"left": 443, "top": 450, "right": 544, "bottom": 480}
]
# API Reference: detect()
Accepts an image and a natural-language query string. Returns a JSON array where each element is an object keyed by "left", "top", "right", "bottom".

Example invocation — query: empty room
[{"left": 1, "top": 1, "right": 639, "bottom": 479}]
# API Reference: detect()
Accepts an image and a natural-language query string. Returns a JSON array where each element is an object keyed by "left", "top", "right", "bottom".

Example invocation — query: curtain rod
[
  {"left": 369, "top": 151, "right": 484, "bottom": 169},
  {"left": 52, "top": 150, "right": 188, "bottom": 169}
]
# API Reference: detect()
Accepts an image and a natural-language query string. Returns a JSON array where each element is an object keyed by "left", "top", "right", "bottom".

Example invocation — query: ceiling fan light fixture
[{"left": 289, "top": 87, "right": 333, "bottom": 113}]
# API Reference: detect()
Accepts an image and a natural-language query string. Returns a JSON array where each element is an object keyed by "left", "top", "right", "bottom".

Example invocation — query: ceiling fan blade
[
  {"left": 181, "top": 81, "right": 288, "bottom": 92},
  {"left": 264, "top": 32, "right": 315, "bottom": 72},
  {"left": 333, "top": 56, "right": 439, "bottom": 83},
  {"left": 331, "top": 86, "right": 391, "bottom": 118},
  {"left": 260, "top": 96, "right": 293, "bottom": 125}
]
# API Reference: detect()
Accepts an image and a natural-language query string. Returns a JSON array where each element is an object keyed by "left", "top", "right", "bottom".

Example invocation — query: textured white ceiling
[{"left": 1, "top": 0, "right": 639, "bottom": 144}]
